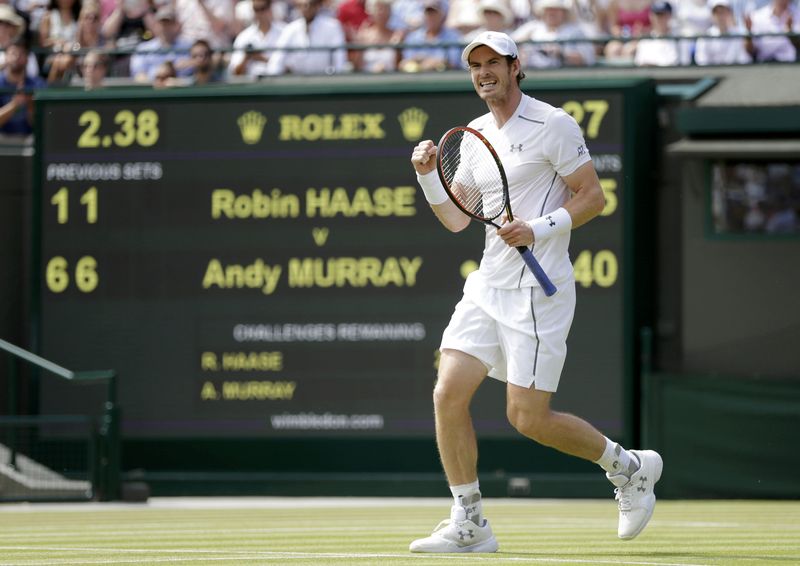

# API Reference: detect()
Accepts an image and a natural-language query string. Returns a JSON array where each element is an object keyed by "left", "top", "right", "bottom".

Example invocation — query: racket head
[{"left": 436, "top": 126, "right": 510, "bottom": 224}]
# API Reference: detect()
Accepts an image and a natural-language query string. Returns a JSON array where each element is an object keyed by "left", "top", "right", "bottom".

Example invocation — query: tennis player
[{"left": 409, "top": 31, "right": 663, "bottom": 553}]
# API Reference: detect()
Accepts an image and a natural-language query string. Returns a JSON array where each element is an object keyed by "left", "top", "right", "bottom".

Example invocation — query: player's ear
[{"left": 512, "top": 57, "right": 525, "bottom": 84}]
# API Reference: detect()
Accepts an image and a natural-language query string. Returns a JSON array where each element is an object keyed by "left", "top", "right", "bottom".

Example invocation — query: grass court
[{"left": 1, "top": 497, "right": 798, "bottom": 565}]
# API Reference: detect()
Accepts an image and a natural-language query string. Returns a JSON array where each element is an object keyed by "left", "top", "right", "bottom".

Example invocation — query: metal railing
[{"left": 0, "top": 337, "right": 120, "bottom": 501}]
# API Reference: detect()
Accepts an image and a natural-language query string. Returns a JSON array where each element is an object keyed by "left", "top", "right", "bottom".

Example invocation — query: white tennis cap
[{"left": 461, "top": 31, "right": 519, "bottom": 63}]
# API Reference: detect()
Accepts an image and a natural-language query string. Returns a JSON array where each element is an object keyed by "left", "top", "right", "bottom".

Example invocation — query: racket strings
[{"left": 439, "top": 130, "right": 505, "bottom": 221}]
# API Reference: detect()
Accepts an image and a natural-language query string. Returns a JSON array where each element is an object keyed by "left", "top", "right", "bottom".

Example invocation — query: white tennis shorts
[{"left": 440, "top": 271, "right": 576, "bottom": 392}]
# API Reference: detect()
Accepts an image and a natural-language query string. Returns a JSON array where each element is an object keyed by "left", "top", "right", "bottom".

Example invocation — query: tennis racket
[{"left": 436, "top": 126, "right": 557, "bottom": 297}]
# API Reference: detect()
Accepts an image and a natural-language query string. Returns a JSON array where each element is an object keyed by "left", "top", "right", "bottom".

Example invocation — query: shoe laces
[{"left": 614, "top": 486, "right": 632, "bottom": 512}]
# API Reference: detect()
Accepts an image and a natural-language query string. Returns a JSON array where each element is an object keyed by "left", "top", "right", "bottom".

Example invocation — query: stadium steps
[{"left": 0, "top": 442, "right": 91, "bottom": 500}]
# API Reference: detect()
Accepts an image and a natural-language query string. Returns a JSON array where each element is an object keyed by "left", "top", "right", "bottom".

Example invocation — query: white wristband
[
  {"left": 528, "top": 207, "right": 572, "bottom": 242},
  {"left": 416, "top": 170, "right": 449, "bottom": 205}
]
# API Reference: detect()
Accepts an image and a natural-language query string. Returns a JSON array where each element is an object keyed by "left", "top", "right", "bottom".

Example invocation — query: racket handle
[{"left": 517, "top": 247, "right": 558, "bottom": 297}]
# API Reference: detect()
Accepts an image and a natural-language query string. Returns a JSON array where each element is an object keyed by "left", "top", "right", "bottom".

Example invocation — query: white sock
[
  {"left": 450, "top": 480, "right": 482, "bottom": 526},
  {"left": 595, "top": 437, "right": 639, "bottom": 477}
]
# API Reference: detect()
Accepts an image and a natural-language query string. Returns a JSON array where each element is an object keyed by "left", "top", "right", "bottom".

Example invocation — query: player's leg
[
  {"left": 505, "top": 385, "right": 662, "bottom": 539},
  {"left": 501, "top": 282, "right": 662, "bottom": 540},
  {"left": 506, "top": 385, "right": 605, "bottom": 460},
  {"left": 409, "top": 348, "right": 499, "bottom": 553},
  {"left": 433, "top": 348, "right": 485, "bottom": 489}
]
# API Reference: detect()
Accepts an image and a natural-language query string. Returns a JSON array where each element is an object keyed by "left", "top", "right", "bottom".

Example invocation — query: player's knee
[
  {"left": 507, "top": 403, "right": 554, "bottom": 445},
  {"left": 433, "top": 380, "right": 469, "bottom": 413}
]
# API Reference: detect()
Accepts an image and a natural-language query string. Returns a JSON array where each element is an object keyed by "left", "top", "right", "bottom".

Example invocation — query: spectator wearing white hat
[
  {"left": 0, "top": 4, "right": 40, "bottom": 76},
  {"left": 0, "top": 4, "right": 25, "bottom": 51},
  {"left": 694, "top": 0, "right": 752, "bottom": 64},
  {"left": 512, "top": 0, "right": 596, "bottom": 67},
  {"left": 399, "top": 0, "right": 463, "bottom": 71},
  {"left": 464, "top": 0, "right": 514, "bottom": 40},
  {"left": 744, "top": 0, "right": 800, "bottom": 62},
  {"left": 633, "top": 1, "right": 694, "bottom": 65}
]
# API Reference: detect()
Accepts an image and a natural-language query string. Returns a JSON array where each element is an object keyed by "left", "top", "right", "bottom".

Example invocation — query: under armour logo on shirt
[
  {"left": 577, "top": 145, "right": 586, "bottom": 156},
  {"left": 510, "top": 144, "right": 523, "bottom": 152},
  {"left": 547, "top": 215, "right": 555, "bottom": 227}
]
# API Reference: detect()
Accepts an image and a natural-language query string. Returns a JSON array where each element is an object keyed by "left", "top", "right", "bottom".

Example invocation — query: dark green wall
[
  {"left": 646, "top": 372, "right": 800, "bottom": 498},
  {"left": 0, "top": 145, "right": 32, "bottom": 407}
]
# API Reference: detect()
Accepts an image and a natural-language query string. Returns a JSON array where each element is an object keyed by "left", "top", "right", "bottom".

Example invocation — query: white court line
[
  {"left": 0, "top": 497, "right": 609, "bottom": 512},
  {"left": 0, "top": 546, "right": 713, "bottom": 566},
  {"left": 2, "top": 519, "right": 789, "bottom": 538}
]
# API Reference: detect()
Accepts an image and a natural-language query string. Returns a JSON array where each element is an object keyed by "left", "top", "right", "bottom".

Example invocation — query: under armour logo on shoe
[
  {"left": 458, "top": 529, "right": 475, "bottom": 540},
  {"left": 637, "top": 477, "right": 648, "bottom": 492},
  {"left": 547, "top": 215, "right": 556, "bottom": 227},
  {"left": 510, "top": 144, "right": 523, "bottom": 152}
]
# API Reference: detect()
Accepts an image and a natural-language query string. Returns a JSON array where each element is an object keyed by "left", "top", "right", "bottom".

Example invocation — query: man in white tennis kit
[{"left": 409, "top": 31, "right": 663, "bottom": 553}]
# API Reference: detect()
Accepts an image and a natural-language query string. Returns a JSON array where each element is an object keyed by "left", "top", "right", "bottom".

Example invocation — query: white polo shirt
[
  {"left": 749, "top": 4, "right": 800, "bottom": 62},
  {"left": 694, "top": 26, "right": 752, "bottom": 66},
  {"left": 265, "top": 14, "right": 348, "bottom": 75},
  {"left": 466, "top": 93, "right": 591, "bottom": 289},
  {"left": 229, "top": 22, "right": 286, "bottom": 77}
]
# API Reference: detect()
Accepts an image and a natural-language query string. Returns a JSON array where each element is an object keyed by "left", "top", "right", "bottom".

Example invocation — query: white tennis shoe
[
  {"left": 409, "top": 505, "right": 499, "bottom": 553},
  {"left": 607, "top": 449, "right": 663, "bottom": 540}
]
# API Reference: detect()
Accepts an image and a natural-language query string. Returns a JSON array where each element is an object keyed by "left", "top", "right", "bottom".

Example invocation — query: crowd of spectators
[{"left": 2, "top": 0, "right": 800, "bottom": 132}]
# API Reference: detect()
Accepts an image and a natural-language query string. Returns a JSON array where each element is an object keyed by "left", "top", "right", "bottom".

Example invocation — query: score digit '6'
[{"left": 46, "top": 256, "right": 99, "bottom": 293}]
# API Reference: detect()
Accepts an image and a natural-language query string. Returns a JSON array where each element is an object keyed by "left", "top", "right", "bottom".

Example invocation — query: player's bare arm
[
  {"left": 561, "top": 161, "right": 606, "bottom": 229},
  {"left": 496, "top": 162, "right": 604, "bottom": 248},
  {"left": 411, "top": 140, "right": 470, "bottom": 233}
]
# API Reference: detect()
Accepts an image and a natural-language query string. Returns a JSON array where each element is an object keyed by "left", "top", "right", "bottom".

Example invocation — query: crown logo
[
  {"left": 398, "top": 107, "right": 429, "bottom": 141},
  {"left": 237, "top": 111, "right": 267, "bottom": 145}
]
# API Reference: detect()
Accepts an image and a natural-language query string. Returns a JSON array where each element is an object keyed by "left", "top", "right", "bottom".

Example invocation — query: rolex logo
[
  {"left": 398, "top": 107, "right": 428, "bottom": 141},
  {"left": 237, "top": 111, "right": 267, "bottom": 145}
]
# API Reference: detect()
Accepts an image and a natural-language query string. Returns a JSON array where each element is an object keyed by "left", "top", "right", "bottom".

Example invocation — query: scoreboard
[{"left": 33, "top": 79, "right": 654, "bottom": 443}]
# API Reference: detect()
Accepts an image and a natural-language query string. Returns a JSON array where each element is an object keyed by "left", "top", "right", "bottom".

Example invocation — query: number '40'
[{"left": 573, "top": 250, "right": 618, "bottom": 288}]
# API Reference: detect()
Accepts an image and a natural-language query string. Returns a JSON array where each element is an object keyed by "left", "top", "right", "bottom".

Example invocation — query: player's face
[{"left": 468, "top": 46, "right": 518, "bottom": 104}]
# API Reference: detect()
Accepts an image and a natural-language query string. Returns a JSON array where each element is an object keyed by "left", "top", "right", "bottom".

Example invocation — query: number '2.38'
[{"left": 77, "top": 109, "right": 160, "bottom": 148}]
